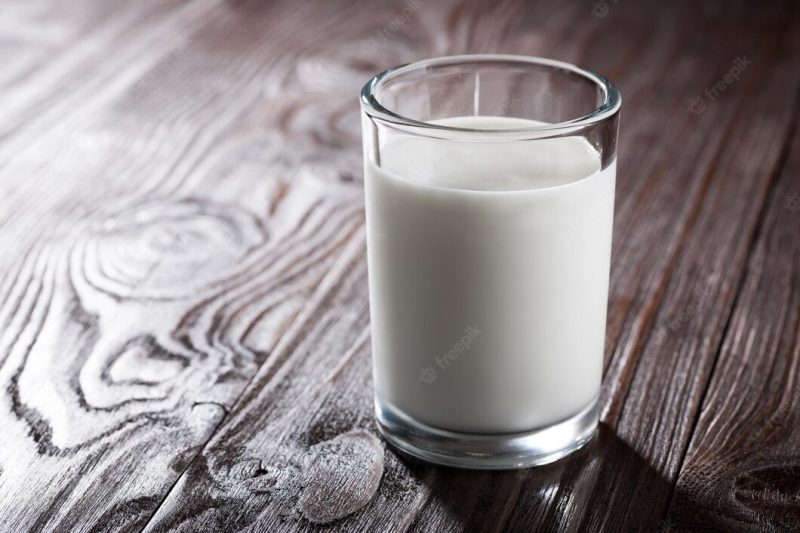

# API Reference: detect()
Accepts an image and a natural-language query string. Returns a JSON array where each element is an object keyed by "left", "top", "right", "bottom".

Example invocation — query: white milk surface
[{"left": 365, "top": 116, "right": 615, "bottom": 434}]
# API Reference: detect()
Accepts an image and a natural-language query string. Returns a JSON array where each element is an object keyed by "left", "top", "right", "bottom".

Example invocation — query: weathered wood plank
[
  {"left": 0, "top": 0, "right": 157, "bottom": 106},
  {"left": 665, "top": 88, "right": 800, "bottom": 531},
  {"left": 0, "top": 0, "right": 205, "bottom": 161},
  {"left": 0, "top": 0, "right": 374, "bottom": 530}
]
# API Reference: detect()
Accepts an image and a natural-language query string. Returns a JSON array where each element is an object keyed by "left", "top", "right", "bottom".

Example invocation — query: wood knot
[
  {"left": 203, "top": 431, "right": 384, "bottom": 524},
  {"left": 207, "top": 446, "right": 302, "bottom": 494},
  {"left": 78, "top": 198, "right": 266, "bottom": 300},
  {"left": 734, "top": 463, "right": 800, "bottom": 527}
]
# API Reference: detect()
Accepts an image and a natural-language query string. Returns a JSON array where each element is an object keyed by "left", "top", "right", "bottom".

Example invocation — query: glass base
[{"left": 375, "top": 396, "right": 598, "bottom": 470}]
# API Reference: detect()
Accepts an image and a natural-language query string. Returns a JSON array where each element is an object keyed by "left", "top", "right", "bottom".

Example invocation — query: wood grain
[
  {"left": 0, "top": 1, "right": 368, "bottom": 530},
  {"left": 666, "top": 86, "right": 800, "bottom": 532},
  {"left": 0, "top": 0, "right": 798, "bottom": 531}
]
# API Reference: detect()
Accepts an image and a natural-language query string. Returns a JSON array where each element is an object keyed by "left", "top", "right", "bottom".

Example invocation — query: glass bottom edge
[{"left": 375, "top": 396, "right": 598, "bottom": 470}]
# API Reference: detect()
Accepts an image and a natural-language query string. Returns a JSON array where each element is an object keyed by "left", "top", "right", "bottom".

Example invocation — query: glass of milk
[{"left": 360, "top": 55, "right": 621, "bottom": 469}]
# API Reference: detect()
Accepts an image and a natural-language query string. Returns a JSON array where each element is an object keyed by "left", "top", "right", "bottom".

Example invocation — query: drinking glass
[{"left": 360, "top": 55, "right": 621, "bottom": 469}]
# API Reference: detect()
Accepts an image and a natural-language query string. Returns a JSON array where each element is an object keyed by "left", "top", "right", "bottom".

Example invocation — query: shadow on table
[{"left": 398, "top": 423, "right": 720, "bottom": 532}]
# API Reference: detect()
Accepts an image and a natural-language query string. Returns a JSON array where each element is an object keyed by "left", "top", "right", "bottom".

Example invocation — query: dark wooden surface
[{"left": 0, "top": 0, "right": 798, "bottom": 531}]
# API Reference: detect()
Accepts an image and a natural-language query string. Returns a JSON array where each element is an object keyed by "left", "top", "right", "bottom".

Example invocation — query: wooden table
[{"left": 1, "top": 0, "right": 798, "bottom": 531}]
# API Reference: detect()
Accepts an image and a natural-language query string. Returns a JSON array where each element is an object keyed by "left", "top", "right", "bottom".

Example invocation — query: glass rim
[{"left": 360, "top": 54, "right": 622, "bottom": 140}]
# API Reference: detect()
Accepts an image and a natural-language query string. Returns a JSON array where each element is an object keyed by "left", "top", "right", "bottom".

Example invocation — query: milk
[{"left": 365, "top": 116, "right": 615, "bottom": 434}]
